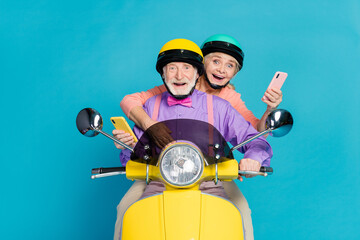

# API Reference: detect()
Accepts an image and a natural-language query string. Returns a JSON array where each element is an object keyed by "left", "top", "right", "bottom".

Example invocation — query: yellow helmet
[{"left": 156, "top": 39, "right": 204, "bottom": 76}]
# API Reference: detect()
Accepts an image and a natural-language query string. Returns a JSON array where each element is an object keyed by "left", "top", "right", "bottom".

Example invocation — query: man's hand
[
  {"left": 147, "top": 122, "right": 174, "bottom": 148},
  {"left": 262, "top": 88, "right": 283, "bottom": 110},
  {"left": 112, "top": 129, "right": 136, "bottom": 150},
  {"left": 238, "top": 158, "right": 261, "bottom": 182}
]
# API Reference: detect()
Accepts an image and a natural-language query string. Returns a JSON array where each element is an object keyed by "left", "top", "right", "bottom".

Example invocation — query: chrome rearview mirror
[
  {"left": 76, "top": 108, "right": 103, "bottom": 137},
  {"left": 230, "top": 109, "right": 293, "bottom": 153},
  {"left": 76, "top": 108, "right": 134, "bottom": 151},
  {"left": 265, "top": 109, "right": 293, "bottom": 137}
]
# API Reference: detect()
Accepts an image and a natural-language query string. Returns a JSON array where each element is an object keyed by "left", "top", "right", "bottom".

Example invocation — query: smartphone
[
  {"left": 110, "top": 116, "right": 138, "bottom": 142},
  {"left": 267, "top": 71, "right": 288, "bottom": 90},
  {"left": 264, "top": 71, "right": 287, "bottom": 101}
]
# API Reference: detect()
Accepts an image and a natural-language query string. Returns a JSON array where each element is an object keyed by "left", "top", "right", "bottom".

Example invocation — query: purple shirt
[{"left": 120, "top": 89, "right": 272, "bottom": 166}]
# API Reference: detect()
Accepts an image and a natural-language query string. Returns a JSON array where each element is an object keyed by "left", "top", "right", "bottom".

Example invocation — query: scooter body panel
[
  {"left": 163, "top": 190, "right": 202, "bottom": 239},
  {"left": 199, "top": 193, "right": 244, "bottom": 240},
  {"left": 121, "top": 189, "right": 243, "bottom": 240},
  {"left": 121, "top": 193, "right": 166, "bottom": 240}
]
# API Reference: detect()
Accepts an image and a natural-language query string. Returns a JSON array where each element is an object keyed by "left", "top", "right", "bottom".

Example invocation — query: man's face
[
  {"left": 204, "top": 52, "right": 239, "bottom": 87},
  {"left": 163, "top": 62, "right": 199, "bottom": 96}
]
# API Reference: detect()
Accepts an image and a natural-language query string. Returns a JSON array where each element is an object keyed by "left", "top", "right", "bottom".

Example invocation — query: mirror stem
[
  {"left": 230, "top": 129, "right": 271, "bottom": 153},
  {"left": 96, "top": 129, "right": 134, "bottom": 152}
]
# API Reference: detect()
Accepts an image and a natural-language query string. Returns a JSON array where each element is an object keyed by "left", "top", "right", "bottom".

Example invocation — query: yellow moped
[{"left": 76, "top": 108, "right": 293, "bottom": 240}]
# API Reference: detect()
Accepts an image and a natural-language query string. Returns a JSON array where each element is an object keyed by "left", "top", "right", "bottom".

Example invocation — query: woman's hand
[{"left": 262, "top": 88, "right": 283, "bottom": 110}]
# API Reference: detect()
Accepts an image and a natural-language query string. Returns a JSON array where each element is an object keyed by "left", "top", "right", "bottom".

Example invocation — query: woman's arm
[
  {"left": 219, "top": 87, "right": 283, "bottom": 133},
  {"left": 257, "top": 88, "right": 283, "bottom": 132},
  {"left": 120, "top": 85, "right": 167, "bottom": 130},
  {"left": 119, "top": 89, "right": 173, "bottom": 148},
  {"left": 128, "top": 106, "right": 157, "bottom": 131}
]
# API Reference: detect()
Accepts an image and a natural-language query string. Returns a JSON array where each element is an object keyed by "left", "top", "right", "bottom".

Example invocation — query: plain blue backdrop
[{"left": 1, "top": 0, "right": 359, "bottom": 239}]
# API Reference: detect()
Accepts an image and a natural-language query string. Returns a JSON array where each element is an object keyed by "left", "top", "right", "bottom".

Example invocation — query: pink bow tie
[{"left": 167, "top": 96, "right": 192, "bottom": 107}]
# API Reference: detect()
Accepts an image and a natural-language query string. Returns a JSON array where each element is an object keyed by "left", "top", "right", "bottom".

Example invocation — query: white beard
[{"left": 164, "top": 73, "right": 197, "bottom": 97}]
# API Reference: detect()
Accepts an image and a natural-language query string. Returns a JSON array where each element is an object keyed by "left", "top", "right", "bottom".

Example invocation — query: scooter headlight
[{"left": 159, "top": 142, "right": 204, "bottom": 187}]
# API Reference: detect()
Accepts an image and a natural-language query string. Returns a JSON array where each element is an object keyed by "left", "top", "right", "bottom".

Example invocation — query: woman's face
[{"left": 204, "top": 52, "right": 239, "bottom": 87}]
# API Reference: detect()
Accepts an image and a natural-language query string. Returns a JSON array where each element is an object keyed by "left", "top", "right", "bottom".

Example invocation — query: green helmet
[{"left": 201, "top": 34, "right": 244, "bottom": 70}]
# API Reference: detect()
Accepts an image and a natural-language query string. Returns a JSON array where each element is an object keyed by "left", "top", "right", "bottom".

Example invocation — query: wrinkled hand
[
  {"left": 262, "top": 88, "right": 283, "bottom": 110},
  {"left": 147, "top": 122, "right": 174, "bottom": 148},
  {"left": 112, "top": 129, "right": 136, "bottom": 150},
  {"left": 238, "top": 158, "right": 261, "bottom": 182}
]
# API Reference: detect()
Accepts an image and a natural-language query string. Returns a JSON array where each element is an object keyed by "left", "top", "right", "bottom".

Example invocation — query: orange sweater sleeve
[
  {"left": 120, "top": 84, "right": 167, "bottom": 117},
  {"left": 218, "top": 87, "right": 260, "bottom": 128}
]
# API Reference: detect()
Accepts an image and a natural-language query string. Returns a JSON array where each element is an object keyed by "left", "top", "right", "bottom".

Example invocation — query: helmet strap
[
  {"left": 162, "top": 77, "right": 198, "bottom": 100},
  {"left": 204, "top": 73, "right": 230, "bottom": 89}
]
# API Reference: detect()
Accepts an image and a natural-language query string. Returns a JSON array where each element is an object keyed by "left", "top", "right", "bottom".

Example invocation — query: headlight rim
[{"left": 159, "top": 141, "right": 204, "bottom": 187}]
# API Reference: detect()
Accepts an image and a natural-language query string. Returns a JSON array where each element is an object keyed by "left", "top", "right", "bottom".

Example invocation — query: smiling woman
[
  {"left": 204, "top": 52, "right": 239, "bottom": 87},
  {"left": 200, "top": 34, "right": 244, "bottom": 89}
]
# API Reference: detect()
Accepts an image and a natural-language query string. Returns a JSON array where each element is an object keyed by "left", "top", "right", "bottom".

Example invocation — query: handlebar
[
  {"left": 91, "top": 167, "right": 126, "bottom": 179},
  {"left": 92, "top": 167, "right": 126, "bottom": 174},
  {"left": 238, "top": 166, "right": 273, "bottom": 177},
  {"left": 260, "top": 166, "right": 273, "bottom": 174},
  {"left": 91, "top": 165, "right": 273, "bottom": 179}
]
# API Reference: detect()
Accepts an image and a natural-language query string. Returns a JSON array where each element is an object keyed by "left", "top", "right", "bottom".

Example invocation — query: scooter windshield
[{"left": 131, "top": 119, "right": 233, "bottom": 166}]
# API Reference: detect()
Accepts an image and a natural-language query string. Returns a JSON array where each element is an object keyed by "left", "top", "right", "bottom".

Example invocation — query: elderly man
[{"left": 113, "top": 39, "right": 272, "bottom": 240}]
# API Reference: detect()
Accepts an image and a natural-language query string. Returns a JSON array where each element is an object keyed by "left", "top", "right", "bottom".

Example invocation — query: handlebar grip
[
  {"left": 260, "top": 166, "right": 273, "bottom": 174},
  {"left": 91, "top": 167, "right": 126, "bottom": 174}
]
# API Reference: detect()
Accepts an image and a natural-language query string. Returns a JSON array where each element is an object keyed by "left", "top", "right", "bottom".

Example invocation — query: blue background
[{"left": 1, "top": 0, "right": 359, "bottom": 239}]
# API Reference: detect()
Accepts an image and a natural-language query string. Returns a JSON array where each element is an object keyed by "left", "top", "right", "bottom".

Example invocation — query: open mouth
[
  {"left": 173, "top": 82, "right": 187, "bottom": 87},
  {"left": 212, "top": 74, "right": 225, "bottom": 82}
]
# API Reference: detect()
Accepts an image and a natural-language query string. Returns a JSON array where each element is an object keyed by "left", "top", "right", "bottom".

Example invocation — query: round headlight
[{"left": 159, "top": 142, "right": 204, "bottom": 187}]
